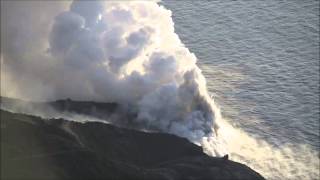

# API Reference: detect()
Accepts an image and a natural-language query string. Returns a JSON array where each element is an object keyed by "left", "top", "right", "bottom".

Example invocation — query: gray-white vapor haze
[
  {"left": 2, "top": 1, "right": 320, "bottom": 179},
  {"left": 1, "top": 0, "right": 225, "bottom": 155}
]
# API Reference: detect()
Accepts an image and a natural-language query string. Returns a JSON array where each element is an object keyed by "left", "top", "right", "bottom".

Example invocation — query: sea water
[{"left": 162, "top": 1, "right": 319, "bottom": 179}]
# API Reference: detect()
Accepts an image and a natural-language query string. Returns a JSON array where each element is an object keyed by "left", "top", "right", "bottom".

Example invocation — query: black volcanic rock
[
  {"left": 0, "top": 96, "right": 118, "bottom": 119},
  {"left": 1, "top": 109, "right": 264, "bottom": 180}
]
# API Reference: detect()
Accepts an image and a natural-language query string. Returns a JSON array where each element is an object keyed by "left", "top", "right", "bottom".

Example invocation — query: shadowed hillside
[{"left": 0, "top": 108, "right": 264, "bottom": 180}]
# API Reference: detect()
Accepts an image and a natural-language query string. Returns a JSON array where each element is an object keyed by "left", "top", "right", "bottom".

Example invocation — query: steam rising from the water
[
  {"left": 211, "top": 119, "right": 320, "bottom": 180},
  {"left": 1, "top": 1, "right": 225, "bottom": 155}
]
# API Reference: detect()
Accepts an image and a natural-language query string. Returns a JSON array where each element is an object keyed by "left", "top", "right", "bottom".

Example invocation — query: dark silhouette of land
[{"left": 0, "top": 97, "right": 265, "bottom": 180}]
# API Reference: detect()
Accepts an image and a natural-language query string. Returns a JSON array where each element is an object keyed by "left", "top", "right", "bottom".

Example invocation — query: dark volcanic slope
[
  {"left": 0, "top": 96, "right": 118, "bottom": 119},
  {"left": 1, "top": 110, "right": 264, "bottom": 180}
]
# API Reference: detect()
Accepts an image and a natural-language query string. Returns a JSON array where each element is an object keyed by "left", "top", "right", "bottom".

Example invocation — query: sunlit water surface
[{"left": 162, "top": 1, "right": 319, "bottom": 179}]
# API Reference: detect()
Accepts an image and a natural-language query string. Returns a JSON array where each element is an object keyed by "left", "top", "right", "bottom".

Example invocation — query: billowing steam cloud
[
  {"left": 1, "top": 1, "right": 225, "bottom": 155},
  {"left": 3, "top": 1, "right": 319, "bottom": 179}
]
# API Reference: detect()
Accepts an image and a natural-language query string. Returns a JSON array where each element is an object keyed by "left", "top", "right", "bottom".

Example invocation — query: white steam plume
[
  {"left": 3, "top": 2, "right": 318, "bottom": 179},
  {"left": 1, "top": 1, "right": 226, "bottom": 156}
]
